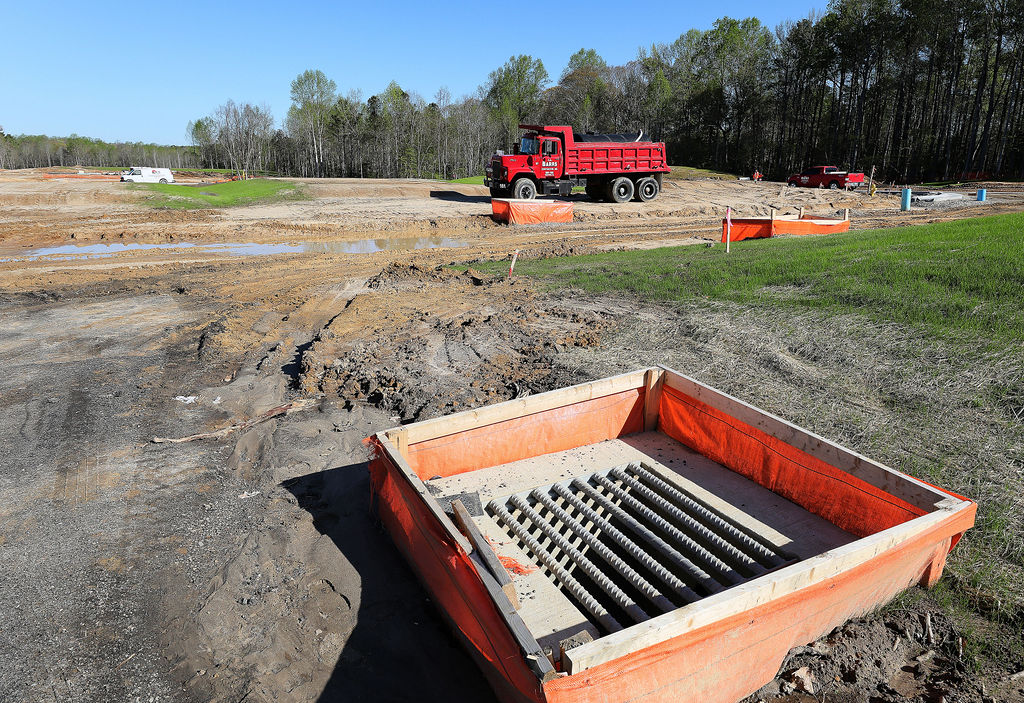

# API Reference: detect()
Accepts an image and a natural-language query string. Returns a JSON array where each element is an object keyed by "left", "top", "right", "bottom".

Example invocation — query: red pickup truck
[{"left": 787, "top": 166, "right": 865, "bottom": 189}]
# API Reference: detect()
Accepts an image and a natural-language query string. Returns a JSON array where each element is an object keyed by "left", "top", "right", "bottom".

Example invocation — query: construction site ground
[{"left": 2, "top": 169, "right": 1022, "bottom": 703}]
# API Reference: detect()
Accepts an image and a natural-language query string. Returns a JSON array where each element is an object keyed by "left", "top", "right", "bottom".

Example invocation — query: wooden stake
[
  {"left": 844, "top": 208, "right": 850, "bottom": 221},
  {"left": 726, "top": 207, "right": 731, "bottom": 254},
  {"left": 799, "top": 206, "right": 805, "bottom": 219}
]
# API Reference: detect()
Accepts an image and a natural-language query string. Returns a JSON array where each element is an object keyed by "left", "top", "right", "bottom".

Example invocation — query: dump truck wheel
[
  {"left": 829, "top": 180, "right": 840, "bottom": 189},
  {"left": 635, "top": 177, "right": 659, "bottom": 202},
  {"left": 585, "top": 180, "right": 604, "bottom": 201},
  {"left": 788, "top": 180, "right": 797, "bottom": 187},
  {"left": 489, "top": 187, "right": 504, "bottom": 198},
  {"left": 608, "top": 177, "right": 634, "bottom": 203},
  {"left": 512, "top": 178, "right": 537, "bottom": 200}
]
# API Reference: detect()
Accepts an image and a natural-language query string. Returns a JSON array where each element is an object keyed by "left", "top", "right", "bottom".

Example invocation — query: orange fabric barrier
[
  {"left": 722, "top": 217, "right": 851, "bottom": 242},
  {"left": 492, "top": 199, "right": 574, "bottom": 225},
  {"left": 406, "top": 389, "right": 645, "bottom": 480},
  {"left": 369, "top": 444, "right": 544, "bottom": 703},
  {"left": 542, "top": 511, "right": 973, "bottom": 703},
  {"left": 657, "top": 385, "right": 924, "bottom": 537}
]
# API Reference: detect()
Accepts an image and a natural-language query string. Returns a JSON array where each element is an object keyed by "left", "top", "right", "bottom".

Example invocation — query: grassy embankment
[
  {"left": 131, "top": 179, "right": 308, "bottom": 209},
  {"left": 472, "top": 212, "right": 1024, "bottom": 654},
  {"left": 478, "top": 213, "right": 1024, "bottom": 344}
]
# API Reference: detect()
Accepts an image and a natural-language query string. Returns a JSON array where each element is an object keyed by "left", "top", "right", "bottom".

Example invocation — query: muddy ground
[{"left": 1, "top": 170, "right": 1022, "bottom": 703}]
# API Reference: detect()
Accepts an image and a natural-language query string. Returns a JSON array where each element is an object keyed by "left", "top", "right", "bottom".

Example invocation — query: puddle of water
[{"left": 0, "top": 236, "right": 472, "bottom": 263}]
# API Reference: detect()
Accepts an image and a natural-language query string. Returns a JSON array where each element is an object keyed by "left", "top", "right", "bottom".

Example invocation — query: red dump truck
[
  {"left": 484, "top": 124, "right": 671, "bottom": 202},
  {"left": 787, "top": 166, "right": 865, "bottom": 189}
]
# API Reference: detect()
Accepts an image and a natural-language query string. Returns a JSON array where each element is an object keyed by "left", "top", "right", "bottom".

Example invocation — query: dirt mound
[
  {"left": 744, "top": 604, "right": 988, "bottom": 703},
  {"left": 298, "top": 265, "right": 611, "bottom": 421}
]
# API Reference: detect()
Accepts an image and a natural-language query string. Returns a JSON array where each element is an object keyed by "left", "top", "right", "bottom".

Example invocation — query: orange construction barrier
[
  {"left": 367, "top": 367, "right": 975, "bottom": 703},
  {"left": 722, "top": 215, "right": 850, "bottom": 243},
  {"left": 492, "top": 199, "right": 574, "bottom": 225}
]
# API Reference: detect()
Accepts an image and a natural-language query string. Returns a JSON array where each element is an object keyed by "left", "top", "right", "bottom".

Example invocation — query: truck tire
[
  {"left": 489, "top": 187, "right": 504, "bottom": 198},
  {"left": 829, "top": 180, "right": 840, "bottom": 189},
  {"left": 787, "top": 180, "right": 798, "bottom": 187},
  {"left": 511, "top": 178, "right": 537, "bottom": 200},
  {"left": 635, "top": 177, "right": 659, "bottom": 202},
  {"left": 607, "top": 177, "right": 634, "bottom": 203},
  {"left": 585, "top": 180, "right": 604, "bottom": 201}
]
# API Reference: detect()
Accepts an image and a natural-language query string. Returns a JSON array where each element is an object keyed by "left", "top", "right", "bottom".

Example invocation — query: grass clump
[{"left": 131, "top": 179, "right": 308, "bottom": 209}]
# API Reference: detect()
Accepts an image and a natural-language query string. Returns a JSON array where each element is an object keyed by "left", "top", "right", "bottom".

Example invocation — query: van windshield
[
  {"left": 131, "top": 169, "right": 142, "bottom": 175},
  {"left": 519, "top": 137, "right": 539, "bottom": 155}
]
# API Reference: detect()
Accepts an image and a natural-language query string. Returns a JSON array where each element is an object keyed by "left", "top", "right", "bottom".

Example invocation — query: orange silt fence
[
  {"left": 722, "top": 215, "right": 851, "bottom": 242},
  {"left": 492, "top": 199, "right": 574, "bottom": 224}
]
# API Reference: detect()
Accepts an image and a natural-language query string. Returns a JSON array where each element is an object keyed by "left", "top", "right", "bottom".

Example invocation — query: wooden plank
[
  {"left": 453, "top": 499, "right": 520, "bottom": 609},
  {"left": 467, "top": 552, "right": 555, "bottom": 679},
  {"left": 386, "top": 427, "right": 409, "bottom": 459},
  {"left": 643, "top": 367, "right": 664, "bottom": 432},
  {"left": 374, "top": 432, "right": 471, "bottom": 554},
  {"left": 397, "top": 368, "right": 650, "bottom": 445},
  {"left": 658, "top": 366, "right": 951, "bottom": 510},
  {"left": 564, "top": 503, "right": 969, "bottom": 673}
]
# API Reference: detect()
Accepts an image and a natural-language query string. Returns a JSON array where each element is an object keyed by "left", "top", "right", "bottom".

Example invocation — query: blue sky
[{"left": 1, "top": 1, "right": 827, "bottom": 145}]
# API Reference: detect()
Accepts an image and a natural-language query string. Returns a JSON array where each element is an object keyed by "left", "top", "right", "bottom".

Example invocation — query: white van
[{"left": 120, "top": 167, "right": 175, "bottom": 183}]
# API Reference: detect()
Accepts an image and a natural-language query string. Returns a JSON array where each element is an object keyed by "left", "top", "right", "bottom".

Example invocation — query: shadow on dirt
[
  {"left": 428, "top": 190, "right": 492, "bottom": 204},
  {"left": 284, "top": 464, "right": 492, "bottom": 703}
]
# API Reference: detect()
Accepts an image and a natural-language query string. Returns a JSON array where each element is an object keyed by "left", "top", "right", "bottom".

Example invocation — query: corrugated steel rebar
[
  {"left": 630, "top": 463, "right": 787, "bottom": 567},
  {"left": 527, "top": 489, "right": 677, "bottom": 614},
  {"left": 590, "top": 473, "right": 741, "bottom": 587},
  {"left": 507, "top": 494, "right": 650, "bottom": 624},
  {"left": 489, "top": 501, "right": 623, "bottom": 633},
  {"left": 610, "top": 465, "right": 764, "bottom": 576},
  {"left": 571, "top": 478, "right": 725, "bottom": 595},
  {"left": 549, "top": 482, "right": 702, "bottom": 604},
  {"left": 488, "top": 461, "right": 800, "bottom": 633}
]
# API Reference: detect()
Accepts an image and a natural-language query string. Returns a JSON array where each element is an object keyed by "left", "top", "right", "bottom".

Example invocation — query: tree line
[{"left": 4, "top": 0, "right": 1023, "bottom": 182}]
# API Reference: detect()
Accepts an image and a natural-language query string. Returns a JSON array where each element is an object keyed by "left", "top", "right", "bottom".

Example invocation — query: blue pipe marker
[
  {"left": 901, "top": 188, "right": 912, "bottom": 211},
  {"left": 977, "top": 188, "right": 987, "bottom": 202}
]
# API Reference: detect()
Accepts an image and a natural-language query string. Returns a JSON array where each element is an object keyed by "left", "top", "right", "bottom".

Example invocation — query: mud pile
[{"left": 298, "top": 263, "right": 612, "bottom": 421}]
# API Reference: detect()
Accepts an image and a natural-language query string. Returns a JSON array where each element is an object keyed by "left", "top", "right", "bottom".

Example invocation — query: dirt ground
[{"left": 1, "top": 169, "right": 1022, "bottom": 703}]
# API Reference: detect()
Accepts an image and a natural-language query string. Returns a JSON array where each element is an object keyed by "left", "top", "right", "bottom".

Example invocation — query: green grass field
[
  {"left": 476, "top": 213, "right": 1024, "bottom": 345},
  {"left": 131, "top": 179, "right": 308, "bottom": 209},
  {"left": 447, "top": 175, "right": 485, "bottom": 185}
]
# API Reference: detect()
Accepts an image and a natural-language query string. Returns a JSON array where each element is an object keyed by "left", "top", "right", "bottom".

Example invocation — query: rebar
[
  {"left": 489, "top": 501, "right": 623, "bottom": 633},
  {"left": 571, "top": 478, "right": 725, "bottom": 595},
  {"left": 590, "top": 473, "right": 741, "bottom": 586},
  {"left": 630, "top": 463, "right": 787, "bottom": 567},
  {"left": 610, "top": 465, "right": 764, "bottom": 576},
  {"left": 549, "top": 482, "right": 702, "bottom": 604},
  {"left": 507, "top": 494, "right": 650, "bottom": 624},
  {"left": 528, "top": 489, "right": 677, "bottom": 614}
]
